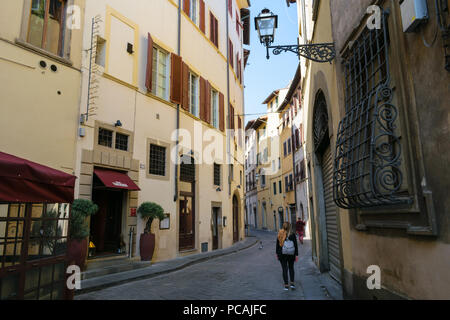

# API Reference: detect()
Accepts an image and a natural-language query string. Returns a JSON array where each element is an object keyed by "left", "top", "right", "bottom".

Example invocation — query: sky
[{"left": 243, "top": 0, "right": 300, "bottom": 125}]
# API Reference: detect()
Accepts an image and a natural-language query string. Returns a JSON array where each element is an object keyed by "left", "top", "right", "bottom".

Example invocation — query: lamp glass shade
[{"left": 255, "top": 10, "right": 277, "bottom": 44}]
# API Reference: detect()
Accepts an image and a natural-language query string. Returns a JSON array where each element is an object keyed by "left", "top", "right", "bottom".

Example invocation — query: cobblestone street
[{"left": 76, "top": 230, "right": 342, "bottom": 300}]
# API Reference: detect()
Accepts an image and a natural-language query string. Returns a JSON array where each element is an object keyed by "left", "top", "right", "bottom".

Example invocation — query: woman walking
[{"left": 276, "top": 222, "right": 299, "bottom": 291}]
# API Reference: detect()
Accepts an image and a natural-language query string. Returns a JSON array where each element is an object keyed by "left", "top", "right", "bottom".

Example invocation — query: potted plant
[
  {"left": 138, "top": 202, "right": 165, "bottom": 261},
  {"left": 67, "top": 199, "right": 98, "bottom": 270}
]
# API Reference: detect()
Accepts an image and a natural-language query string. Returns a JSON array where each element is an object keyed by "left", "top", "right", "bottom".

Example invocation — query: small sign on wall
[
  {"left": 130, "top": 208, "right": 137, "bottom": 217},
  {"left": 160, "top": 214, "right": 170, "bottom": 230}
]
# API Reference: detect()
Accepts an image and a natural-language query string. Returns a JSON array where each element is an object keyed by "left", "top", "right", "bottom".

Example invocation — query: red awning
[
  {"left": 0, "top": 151, "right": 76, "bottom": 203},
  {"left": 94, "top": 168, "right": 140, "bottom": 191}
]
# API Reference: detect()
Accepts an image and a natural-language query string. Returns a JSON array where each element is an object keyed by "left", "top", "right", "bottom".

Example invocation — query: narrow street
[{"left": 76, "top": 230, "right": 342, "bottom": 300}]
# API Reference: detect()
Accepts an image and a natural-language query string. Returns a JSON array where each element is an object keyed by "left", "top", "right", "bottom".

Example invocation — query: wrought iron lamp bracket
[{"left": 266, "top": 43, "right": 336, "bottom": 63}]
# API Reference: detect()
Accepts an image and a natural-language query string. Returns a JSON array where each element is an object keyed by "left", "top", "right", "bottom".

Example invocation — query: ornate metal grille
[{"left": 333, "top": 10, "right": 412, "bottom": 209}]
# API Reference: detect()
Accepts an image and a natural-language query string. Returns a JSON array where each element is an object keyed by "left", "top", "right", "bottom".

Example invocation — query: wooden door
[
  {"left": 232, "top": 196, "right": 239, "bottom": 243},
  {"left": 212, "top": 207, "right": 219, "bottom": 250}
]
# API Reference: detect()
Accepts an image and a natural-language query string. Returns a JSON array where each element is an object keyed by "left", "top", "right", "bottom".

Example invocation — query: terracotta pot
[
  {"left": 140, "top": 233, "right": 155, "bottom": 261},
  {"left": 67, "top": 238, "right": 88, "bottom": 271}
]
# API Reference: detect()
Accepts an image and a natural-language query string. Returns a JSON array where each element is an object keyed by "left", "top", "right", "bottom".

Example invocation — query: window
[
  {"left": 190, "top": 0, "right": 199, "bottom": 25},
  {"left": 152, "top": 47, "right": 170, "bottom": 100},
  {"left": 213, "top": 163, "right": 221, "bottom": 186},
  {"left": 283, "top": 142, "right": 287, "bottom": 157},
  {"left": 261, "top": 174, "right": 266, "bottom": 187},
  {"left": 189, "top": 72, "right": 199, "bottom": 117},
  {"left": 279, "top": 180, "right": 282, "bottom": 194},
  {"left": 27, "top": 0, "right": 67, "bottom": 56},
  {"left": 287, "top": 138, "right": 292, "bottom": 154},
  {"left": 209, "top": 12, "right": 219, "bottom": 48},
  {"left": 273, "top": 182, "right": 277, "bottom": 195},
  {"left": 285, "top": 176, "right": 289, "bottom": 192},
  {"left": 149, "top": 144, "right": 166, "bottom": 176},
  {"left": 230, "top": 164, "right": 234, "bottom": 181},
  {"left": 98, "top": 128, "right": 113, "bottom": 148},
  {"left": 278, "top": 157, "right": 281, "bottom": 169},
  {"left": 115, "top": 133, "right": 129, "bottom": 151},
  {"left": 211, "top": 89, "right": 219, "bottom": 129},
  {"left": 334, "top": 8, "right": 411, "bottom": 210}
]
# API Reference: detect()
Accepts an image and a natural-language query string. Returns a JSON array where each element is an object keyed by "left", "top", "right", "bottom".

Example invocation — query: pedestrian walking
[
  {"left": 276, "top": 222, "right": 299, "bottom": 291},
  {"left": 295, "top": 217, "right": 306, "bottom": 245}
]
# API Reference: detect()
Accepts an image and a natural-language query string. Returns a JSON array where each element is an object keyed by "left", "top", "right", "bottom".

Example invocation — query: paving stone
[{"left": 75, "top": 229, "right": 342, "bottom": 300}]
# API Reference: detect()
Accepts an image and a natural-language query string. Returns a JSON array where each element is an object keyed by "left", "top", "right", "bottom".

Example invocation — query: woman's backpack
[{"left": 282, "top": 236, "right": 295, "bottom": 255}]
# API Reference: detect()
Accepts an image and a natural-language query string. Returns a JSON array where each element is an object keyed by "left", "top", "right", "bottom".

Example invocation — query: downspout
[
  {"left": 226, "top": 0, "right": 231, "bottom": 197},
  {"left": 174, "top": 0, "right": 182, "bottom": 202}
]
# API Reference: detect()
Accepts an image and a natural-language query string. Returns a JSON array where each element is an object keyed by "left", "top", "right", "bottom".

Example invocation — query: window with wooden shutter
[
  {"left": 209, "top": 12, "right": 219, "bottom": 48},
  {"left": 145, "top": 33, "right": 154, "bottom": 92},
  {"left": 228, "top": 0, "right": 233, "bottom": 16},
  {"left": 241, "top": 8, "right": 250, "bottom": 45},
  {"left": 229, "top": 105, "right": 235, "bottom": 130},
  {"left": 170, "top": 54, "right": 183, "bottom": 105},
  {"left": 219, "top": 92, "right": 225, "bottom": 132}
]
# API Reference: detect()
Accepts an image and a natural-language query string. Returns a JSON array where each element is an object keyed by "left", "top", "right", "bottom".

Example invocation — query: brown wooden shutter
[
  {"left": 183, "top": 0, "right": 190, "bottom": 16},
  {"left": 214, "top": 17, "right": 219, "bottom": 47},
  {"left": 241, "top": 8, "right": 250, "bottom": 45},
  {"left": 170, "top": 54, "right": 183, "bottom": 104},
  {"left": 210, "top": 12, "right": 214, "bottom": 42},
  {"left": 145, "top": 33, "right": 154, "bottom": 92},
  {"left": 199, "top": 77, "right": 207, "bottom": 122},
  {"left": 199, "top": 0, "right": 205, "bottom": 33},
  {"left": 205, "top": 81, "right": 211, "bottom": 124},
  {"left": 182, "top": 62, "right": 190, "bottom": 111},
  {"left": 219, "top": 92, "right": 225, "bottom": 132},
  {"left": 229, "top": 104, "right": 235, "bottom": 130}
]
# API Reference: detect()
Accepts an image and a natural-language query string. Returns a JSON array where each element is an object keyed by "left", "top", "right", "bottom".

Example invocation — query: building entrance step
[{"left": 82, "top": 255, "right": 151, "bottom": 280}]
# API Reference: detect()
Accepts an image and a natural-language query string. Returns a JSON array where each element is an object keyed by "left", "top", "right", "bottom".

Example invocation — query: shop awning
[
  {"left": 0, "top": 151, "right": 76, "bottom": 203},
  {"left": 94, "top": 168, "right": 140, "bottom": 191}
]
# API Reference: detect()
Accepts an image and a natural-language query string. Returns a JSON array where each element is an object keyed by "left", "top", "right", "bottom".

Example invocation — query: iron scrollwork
[
  {"left": 333, "top": 9, "right": 412, "bottom": 209},
  {"left": 268, "top": 43, "right": 336, "bottom": 63}
]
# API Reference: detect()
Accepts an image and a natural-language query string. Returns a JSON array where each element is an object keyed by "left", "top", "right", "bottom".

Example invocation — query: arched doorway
[
  {"left": 313, "top": 90, "right": 342, "bottom": 283},
  {"left": 232, "top": 195, "right": 239, "bottom": 243}
]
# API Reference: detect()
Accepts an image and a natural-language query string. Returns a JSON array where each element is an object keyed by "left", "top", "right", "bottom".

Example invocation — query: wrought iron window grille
[{"left": 333, "top": 10, "right": 413, "bottom": 209}]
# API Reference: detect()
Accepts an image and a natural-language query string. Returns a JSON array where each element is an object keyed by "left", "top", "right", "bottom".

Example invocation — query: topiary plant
[
  {"left": 69, "top": 199, "right": 98, "bottom": 240},
  {"left": 137, "top": 202, "right": 165, "bottom": 234}
]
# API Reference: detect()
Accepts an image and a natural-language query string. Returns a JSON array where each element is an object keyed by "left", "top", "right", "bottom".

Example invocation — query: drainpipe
[
  {"left": 174, "top": 0, "right": 182, "bottom": 202},
  {"left": 226, "top": 0, "right": 231, "bottom": 197}
]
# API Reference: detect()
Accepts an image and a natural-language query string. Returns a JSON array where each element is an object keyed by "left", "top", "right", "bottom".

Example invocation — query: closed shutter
[
  {"left": 181, "top": 62, "right": 190, "bottom": 111},
  {"left": 183, "top": 0, "right": 190, "bottom": 16},
  {"left": 322, "top": 146, "right": 342, "bottom": 283},
  {"left": 170, "top": 54, "right": 183, "bottom": 104},
  {"left": 145, "top": 33, "right": 154, "bottom": 92},
  {"left": 229, "top": 105, "right": 235, "bottom": 130},
  {"left": 199, "top": 0, "right": 205, "bottom": 33},
  {"left": 219, "top": 92, "right": 225, "bottom": 131},
  {"left": 241, "top": 8, "right": 250, "bottom": 45}
]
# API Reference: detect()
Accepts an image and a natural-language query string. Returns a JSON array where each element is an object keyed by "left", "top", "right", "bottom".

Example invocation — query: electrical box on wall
[{"left": 400, "top": 0, "right": 429, "bottom": 33}]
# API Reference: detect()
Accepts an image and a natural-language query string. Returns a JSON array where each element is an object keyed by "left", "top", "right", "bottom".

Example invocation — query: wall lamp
[
  {"left": 115, "top": 120, "right": 123, "bottom": 127},
  {"left": 255, "top": 8, "right": 336, "bottom": 62}
]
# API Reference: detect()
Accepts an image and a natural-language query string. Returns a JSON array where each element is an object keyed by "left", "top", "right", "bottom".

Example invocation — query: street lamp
[{"left": 255, "top": 8, "right": 336, "bottom": 63}]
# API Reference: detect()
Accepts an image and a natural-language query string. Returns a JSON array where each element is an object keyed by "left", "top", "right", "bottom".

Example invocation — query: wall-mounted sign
[
  {"left": 130, "top": 208, "right": 137, "bottom": 217},
  {"left": 160, "top": 214, "right": 170, "bottom": 230}
]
